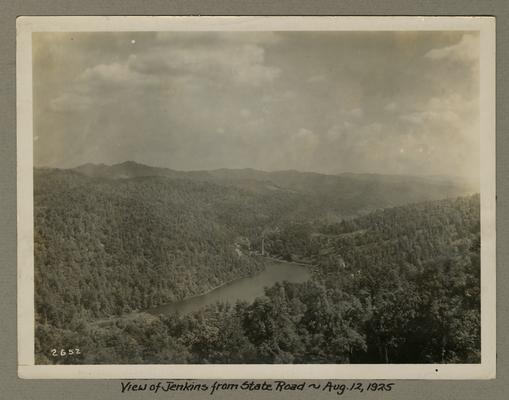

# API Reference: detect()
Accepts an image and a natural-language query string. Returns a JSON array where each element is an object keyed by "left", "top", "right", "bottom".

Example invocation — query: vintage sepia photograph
[{"left": 17, "top": 16, "right": 495, "bottom": 379}]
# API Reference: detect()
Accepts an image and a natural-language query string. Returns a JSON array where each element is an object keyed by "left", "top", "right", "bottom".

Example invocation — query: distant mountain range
[
  {"left": 71, "top": 161, "right": 471, "bottom": 185},
  {"left": 65, "top": 161, "right": 475, "bottom": 214}
]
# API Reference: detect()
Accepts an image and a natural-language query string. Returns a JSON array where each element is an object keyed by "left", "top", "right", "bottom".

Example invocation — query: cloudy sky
[{"left": 33, "top": 31, "right": 479, "bottom": 183}]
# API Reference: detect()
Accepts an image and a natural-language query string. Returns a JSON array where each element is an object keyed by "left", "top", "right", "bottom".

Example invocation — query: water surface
[{"left": 148, "top": 259, "right": 311, "bottom": 315}]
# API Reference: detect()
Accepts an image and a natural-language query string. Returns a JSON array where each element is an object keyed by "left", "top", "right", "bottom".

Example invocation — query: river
[{"left": 147, "top": 258, "right": 312, "bottom": 315}]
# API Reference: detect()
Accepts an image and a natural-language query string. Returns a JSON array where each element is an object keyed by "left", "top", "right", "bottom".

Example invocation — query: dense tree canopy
[{"left": 34, "top": 168, "right": 480, "bottom": 364}]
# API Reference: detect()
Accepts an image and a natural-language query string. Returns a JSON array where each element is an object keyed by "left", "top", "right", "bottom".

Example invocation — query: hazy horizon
[
  {"left": 33, "top": 31, "right": 480, "bottom": 186},
  {"left": 34, "top": 159, "right": 477, "bottom": 183}
]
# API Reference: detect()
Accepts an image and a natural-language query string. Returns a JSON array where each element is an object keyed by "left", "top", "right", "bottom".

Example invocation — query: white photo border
[{"left": 16, "top": 16, "right": 496, "bottom": 380}]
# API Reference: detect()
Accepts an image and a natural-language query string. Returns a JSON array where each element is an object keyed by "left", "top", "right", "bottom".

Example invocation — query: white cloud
[
  {"left": 350, "top": 108, "right": 363, "bottom": 118},
  {"left": 365, "top": 122, "right": 382, "bottom": 134},
  {"left": 49, "top": 37, "right": 281, "bottom": 113},
  {"left": 425, "top": 34, "right": 479, "bottom": 63},
  {"left": 399, "top": 110, "right": 460, "bottom": 125},
  {"left": 399, "top": 94, "right": 475, "bottom": 127},
  {"left": 50, "top": 92, "right": 95, "bottom": 112},
  {"left": 384, "top": 102, "right": 397, "bottom": 112},
  {"left": 243, "top": 117, "right": 265, "bottom": 130},
  {"left": 399, "top": 112, "right": 427, "bottom": 125},
  {"left": 128, "top": 43, "right": 280, "bottom": 86},
  {"left": 296, "top": 128, "right": 314, "bottom": 138},
  {"left": 292, "top": 128, "right": 320, "bottom": 152},
  {"left": 51, "top": 60, "right": 160, "bottom": 112},
  {"left": 307, "top": 74, "right": 327, "bottom": 83},
  {"left": 261, "top": 90, "right": 295, "bottom": 104},
  {"left": 35, "top": 31, "right": 479, "bottom": 181},
  {"left": 79, "top": 60, "right": 164, "bottom": 90},
  {"left": 326, "top": 125, "right": 344, "bottom": 140},
  {"left": 234, "top": 62, "right": 280, "bottom": 86}
]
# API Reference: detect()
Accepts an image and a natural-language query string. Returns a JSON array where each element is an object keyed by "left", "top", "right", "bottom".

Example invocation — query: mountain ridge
[
  {"left": 66, "top": 160, "right": 471, "bottom": 184},
  {"left": 36, "top": 161, "right": 477, "bottom": 222}
]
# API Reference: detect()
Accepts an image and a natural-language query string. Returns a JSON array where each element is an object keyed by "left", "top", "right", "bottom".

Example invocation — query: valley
[{"left": 33, "top": 162, "right": 480, "bottom": 364}]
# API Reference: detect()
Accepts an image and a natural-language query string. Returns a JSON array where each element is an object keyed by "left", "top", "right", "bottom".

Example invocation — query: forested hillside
[
  {"left": 74, "top": 161, "right": 474, "bottom": 217},
  {"left": 34, "top": 167, "right": 480, "bottom": 364},
  {"left": 265, "top": 196, "right": 480, "bottom": 363},
  {"left": 34, "top": 169, "right": 272, "bottom": 326}
]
